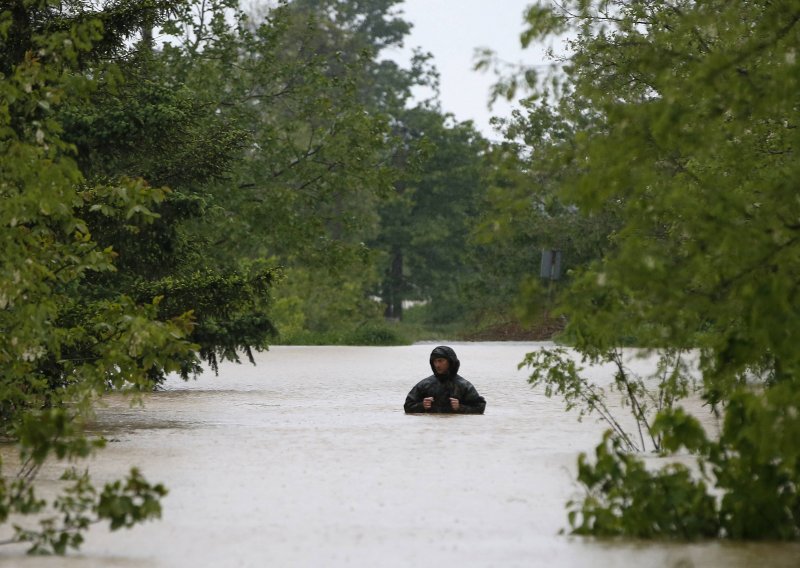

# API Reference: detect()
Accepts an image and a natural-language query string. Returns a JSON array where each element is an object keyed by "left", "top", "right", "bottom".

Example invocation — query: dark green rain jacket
[{"left": 404, "top": 345, "right": 486, "bottom": 414}]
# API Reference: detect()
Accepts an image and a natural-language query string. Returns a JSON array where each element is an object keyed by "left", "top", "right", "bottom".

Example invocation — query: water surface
[{"left": 3, "top": 343, "right": 799, "bottom": 567}]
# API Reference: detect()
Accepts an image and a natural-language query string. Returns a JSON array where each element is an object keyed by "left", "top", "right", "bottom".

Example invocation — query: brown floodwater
[{"left": 2, "top": 343, "right": 800, "bottom": 567}]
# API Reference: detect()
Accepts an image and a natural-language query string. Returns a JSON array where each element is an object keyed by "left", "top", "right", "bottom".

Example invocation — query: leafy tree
[
  {"left": 0, "top": 0, "right": 414, "bottom": 552},
  {"left": 0, "top": 0, "right": 197, "bottom": 552},
  {"left": 471, "top": 97, "right": 621, "bottom": 330},
  {"left": 156, "top": 0, "right": 412, "bottom": 339},
  {"left": 284, "top": 0, "right": 422, "bottom": 112},
  {"left": 372, "top": 107, "right": 490, "bottom": 322},
  {"left": 264, "top": 0, "right": 497, "bottom": 329},
  {"left": 0, "top": 0, "right": 286, "bottom": 553},
  {"left": 512, "top": 0, "right": 800, "bottom": 539},
  {"left": 521, "top": 346, "right": 695, "bottom": 453}
]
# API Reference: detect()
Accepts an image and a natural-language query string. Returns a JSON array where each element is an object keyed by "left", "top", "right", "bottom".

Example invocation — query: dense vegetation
[
  {"left": 2, "top": 0, "right": 798, "bottom": 552},
  {"left": 0, "top": 0, "right": 516, "bottom": 552},
  {"left": 506, "top": 0, "right": 800, "bottom": 540}
]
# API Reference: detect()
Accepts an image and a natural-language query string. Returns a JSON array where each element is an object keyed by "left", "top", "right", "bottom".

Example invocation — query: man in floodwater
[{"left": 404, "top": 345, "right": 486, "bottom": 414}]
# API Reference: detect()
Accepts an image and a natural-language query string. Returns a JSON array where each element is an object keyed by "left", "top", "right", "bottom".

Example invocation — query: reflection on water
[{"left": 2, "top": 343, "right": 800, "bottom": 567}]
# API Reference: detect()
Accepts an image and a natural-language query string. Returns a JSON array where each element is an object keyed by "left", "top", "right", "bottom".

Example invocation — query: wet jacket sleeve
[
  {"left": 458, "top": 382, "right": 486, "bottom": 414},
  {"left": 404, "top": 382, "right": 426, "bottom": 413}
]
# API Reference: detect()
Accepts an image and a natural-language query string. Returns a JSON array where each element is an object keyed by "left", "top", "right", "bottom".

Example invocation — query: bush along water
[{"left": 562, "top": 383, "right": 800, "bottom": 540}]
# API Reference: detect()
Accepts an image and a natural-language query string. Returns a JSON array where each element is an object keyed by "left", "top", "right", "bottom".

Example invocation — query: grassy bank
[{"left": 272, "top": 305, "right": 563, "bottom": 346}]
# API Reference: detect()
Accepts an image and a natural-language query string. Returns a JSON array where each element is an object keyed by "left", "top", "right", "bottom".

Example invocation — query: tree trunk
[{"left": 384, "top": 250, "right": 404, "bottom": 320}]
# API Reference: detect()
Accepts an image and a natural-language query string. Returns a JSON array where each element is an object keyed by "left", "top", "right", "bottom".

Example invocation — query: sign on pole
[{"left": 540, "top": 249, "right": 562, "bottom": 281}]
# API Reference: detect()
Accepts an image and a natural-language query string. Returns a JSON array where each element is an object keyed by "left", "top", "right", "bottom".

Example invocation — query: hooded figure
[{"left": 403, "top": 346, "right": 486, "bottom": 414}]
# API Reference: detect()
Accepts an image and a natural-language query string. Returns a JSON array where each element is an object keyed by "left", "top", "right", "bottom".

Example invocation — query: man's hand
[
  {"left": 450, "top": 397, "right": 460, "bottom": 411},
  {"left": 422, "top": 397, "right": 433, "bottom": 410}
]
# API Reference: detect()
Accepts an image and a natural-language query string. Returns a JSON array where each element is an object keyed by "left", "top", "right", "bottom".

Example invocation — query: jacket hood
[{"left": 429, "top": 345, "right": 460, "bottom": 379}]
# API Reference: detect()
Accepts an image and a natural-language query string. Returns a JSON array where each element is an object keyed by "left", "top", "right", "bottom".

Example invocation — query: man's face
[{"left": 432, "top": 357, "right": 450, "bottom": 375}]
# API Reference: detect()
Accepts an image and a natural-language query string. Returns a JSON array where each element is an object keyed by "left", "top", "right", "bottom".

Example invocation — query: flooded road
[{"left": 3, "top": 343, "right": 800, "bottom": 567}]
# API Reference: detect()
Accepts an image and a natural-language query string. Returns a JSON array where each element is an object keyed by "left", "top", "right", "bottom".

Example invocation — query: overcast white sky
[{"left": 389, "top": 0, "right": 557, "bottom": 140}]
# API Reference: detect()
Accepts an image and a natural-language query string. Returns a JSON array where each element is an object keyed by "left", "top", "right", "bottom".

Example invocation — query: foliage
[
  {"left": 470, "top": 94, "right": 621, "bottom": 329},
  {"left": 522, "top": 347, "right": 695, "bottom": 453},
  {"left": 1, "top": 0, "right": 497, "bottom": 553},
  {"left": 268, "top": 263, "right": 385, "bottom": 343},
  {"left": 160, "top": 0, "right": 407, "bottom": 336},
  {"left": 0, "top": 0, "right": 200, "bottom": 552},
  {"left": 0, "top": 0, "right": 324, "bottom": 552},
  {"left": 568, "top": 431, "right": 719, "bottom": 539},
  {"left": 3, "top": 467, "right": 168, "bottom": 554},
  {"left": 570, "top": 381, "right": 800, "bottom": 540},
  {"left": 372, "top": 107, "right": 491, "bottom": 322},
  {"left": 511, "top": 0, "right": 800, "bottom": 540},
  {"left": 522, "top": 0, "right": 800, "bottom": 372},
  {"left": 275, "top": 321, "right": 408, "bottom": 346},
  {"left": 341, "top": 322, "right": 407, "bottom": 346}
]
